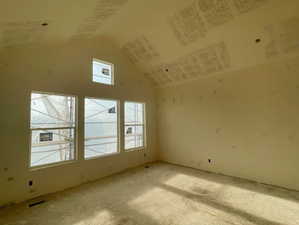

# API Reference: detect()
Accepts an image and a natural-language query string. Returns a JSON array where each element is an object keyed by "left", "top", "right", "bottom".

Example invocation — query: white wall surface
[
  {"left": 157, "top": 56, "right": 299, "bottom": 191},
  {"left": 0, "top": 38, "right": 158, "bottom": 207}
]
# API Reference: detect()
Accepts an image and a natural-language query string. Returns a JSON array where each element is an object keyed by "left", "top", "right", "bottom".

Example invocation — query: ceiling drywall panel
[
  {"left": 0, "top": 0, "right": 298, "bottom": 87},
  {"left": 102, "top": 0, "right": 299, "bottom": 87}
]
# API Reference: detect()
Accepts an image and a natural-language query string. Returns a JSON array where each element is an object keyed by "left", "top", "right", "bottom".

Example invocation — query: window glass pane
[
  {"left": 125, "top": 102, "right": 144, "bottom": 124},
  {"left": 137, "top": 103, "right": 144, "bottom": 124},
  {"left": 31, "top": 128, "right": 75, "bottom": 167},
  {"left": 125, "top": 125, "right": 144, "bottom": 149},
  {"left": 85, "top": 98, "right": 118, "bottom": 158},
  {"left": 30, "top": 92, "right": 76, "bottom": 168},
  {"left": 125, "top": 102, "right": 145, "bottom": 150},
  {"left": 92, "top": 59, "right": 113, "bottom": 85},
  {"left": 30, "top": 93, "right": 75, "bottom": 129}
]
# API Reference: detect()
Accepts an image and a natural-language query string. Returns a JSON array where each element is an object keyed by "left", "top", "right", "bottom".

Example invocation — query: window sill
[
  {"left": 29, "top": 159, "right": 77, "bottom": 171},
  {"left": 84, "top": 151, "right": 120, "bottom": 160},
  {"left": 124, "top": 147, "right": 145, "bottom": 152},
  {"left": 91, "top": 81, "right": 114, "bottom": 86}
]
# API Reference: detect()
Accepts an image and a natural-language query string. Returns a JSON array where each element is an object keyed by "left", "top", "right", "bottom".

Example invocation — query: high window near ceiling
[
  {"left": 84, "top": 98, "right": 119, "bottom": 159},
  {"left": 30, "top": 92, "right": 76, "bottom": 168},
  {"left": 92, "top": 58, "right": 114, "bottom": 85},
  {"left": 124, "top": 102, "right": 145, "bottom": 150}
]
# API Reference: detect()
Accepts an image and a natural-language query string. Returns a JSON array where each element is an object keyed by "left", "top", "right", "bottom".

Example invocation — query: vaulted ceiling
[{"left": 1, "top": 0, "right": 299, "bottom": 87}]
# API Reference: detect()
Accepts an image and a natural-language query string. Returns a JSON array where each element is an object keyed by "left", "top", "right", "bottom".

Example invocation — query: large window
[
  {"left": 30, "top": 92, "right": 76, "bottom": 167},
  {"left": 124, "top": 102, "right": 145, "bottom": 150},
  {"left": 84, "top": 98, "right": 119, "bottom": 158},
  {"left": 92, "top": 58, "right": 114, "bottom": 85}
]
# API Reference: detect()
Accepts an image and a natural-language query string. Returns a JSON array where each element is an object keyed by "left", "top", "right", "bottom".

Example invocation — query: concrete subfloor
[{"left": 1, "top": 162, "right": 299, "bottom": 225}]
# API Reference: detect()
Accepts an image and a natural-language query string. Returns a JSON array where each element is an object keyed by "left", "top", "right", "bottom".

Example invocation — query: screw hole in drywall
[
  {"left": 208, "top": 159, "right": 212, "bottom": 163},
  {"left": 255, "top": 38, "right": 261, "bottom": 43},
  {"left": 41, "top": 23, "right": 48, "bottom": 26},
  {"left": 28, "top": 180, "right": 33, "bottom": 186}
]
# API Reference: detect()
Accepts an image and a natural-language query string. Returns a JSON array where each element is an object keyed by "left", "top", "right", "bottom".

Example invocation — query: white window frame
[
  {"left": 124, "top": 101, "right": 146, "bottom": 151},
  {"left": 28, "top": 91, "right": 78, "bottom": 170},
  {"left": 92, "top": 58, "right": 115, "bottom": 86},
  {"left": 84, "top": 97, "right": 120, "bottom": 159}
]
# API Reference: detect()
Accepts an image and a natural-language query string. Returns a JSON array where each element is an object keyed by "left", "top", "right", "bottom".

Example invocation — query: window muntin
[
  {"left": 124, "top": 102, "right": 145, "bottom": 150},
  {"left": 30, "top": 92, "right": 76, "bottom": 167},
  {"left": 84, "top": 98, "right": 119, "bottom": 158},
  {"left": 92, "top": 59, "right": 114, "bottom": 85}
]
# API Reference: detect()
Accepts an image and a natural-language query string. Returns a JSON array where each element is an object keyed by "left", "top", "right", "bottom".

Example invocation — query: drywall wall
[
  {"left": 0, "top": 0, "right": 298, "bottom": 207},
  {"left": 157, "top": 55, "right": 299, "bottom": 191},
  {"left": 152, "top": 0, "right": 299, "bottom": 191},
  {"left": 0, "top": 37, "right": 157, "bottom": 207}
]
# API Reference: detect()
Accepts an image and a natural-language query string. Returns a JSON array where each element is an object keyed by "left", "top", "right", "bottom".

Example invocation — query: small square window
[{"left": 92, "top": 58, "right": 114, "bottom": 85}]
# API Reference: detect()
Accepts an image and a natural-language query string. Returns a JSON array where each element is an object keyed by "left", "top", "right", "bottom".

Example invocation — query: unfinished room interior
[{"left": 1, "top": 0, "right": 299, "bottom": 224}]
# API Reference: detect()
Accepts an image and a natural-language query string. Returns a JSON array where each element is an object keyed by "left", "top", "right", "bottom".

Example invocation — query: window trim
[
  {"left": 84, "top": 96, "right": 120, "bottom": 160},
  {"left": 28, "top": 91, "right": 78, "bottom": 170},
  {"left": 124, "top": 101, "right": 146, "bottom": 151},
  {"left": 92, "top": 58, "right": 115, "bottom": 86}
]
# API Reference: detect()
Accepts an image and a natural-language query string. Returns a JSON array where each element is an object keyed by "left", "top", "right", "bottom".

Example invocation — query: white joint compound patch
[
  {"left": 197, "top": 0, "right": 234, "bottom": 28},
  {"left": 122, "top": 36, "right": 160, "bottom": 64},
  {"left": 145, "top": 42, "right": 230, "bottom": 87},
  {"left": 169, "top": 0, "right": 267, "bottom": 46},
  {"left": 169, "top": 1, "right": 207, "bottom": 46},
  {"left": 145, "top": 64, "right": 173, "bottom": 86},
  {"left": 232, "top": 0, "right": 267, "bottom": 14},
  {"left": 73, "top": 0, "right": 128, "bottom": 38}
]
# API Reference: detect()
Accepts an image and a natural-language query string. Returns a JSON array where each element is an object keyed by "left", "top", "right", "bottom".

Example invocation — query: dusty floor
[{"left": 1, "top": 163, "right": 299, "bottom": 225}]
